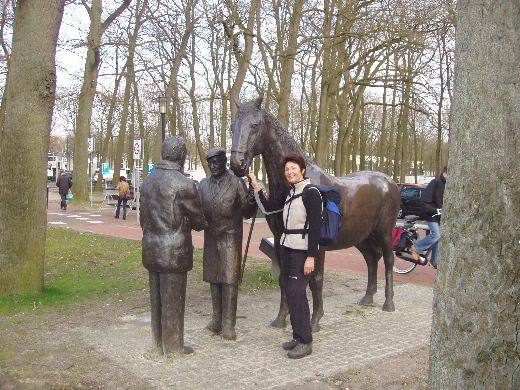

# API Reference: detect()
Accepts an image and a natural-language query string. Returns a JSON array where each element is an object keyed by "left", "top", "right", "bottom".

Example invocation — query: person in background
[
  {"left": 248, "top": 153, "right": 322, "bottom": 359},
  {"left": 115, "top": 176, "right": 130, "bottom": 220},
  {"left": 56, "top": 170, "right": 72, "bottom": 211},
  {"left": 411, "top": 166, "right": 448, "bottom": 269}
]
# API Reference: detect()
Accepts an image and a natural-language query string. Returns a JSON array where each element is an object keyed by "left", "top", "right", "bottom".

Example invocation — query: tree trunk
[
  {"left": 275, "top": 0, "right": 305, "bottom": 128},
  {"left": 73, "top": 0, "right": 131, "bottom": 201},
  {"left": 429, "top": 1, "right": 519, "bottom": 388},
  {"left": 189, "top": 37, "right": 209, "bottom": 175},
  {"left": 73, "top": 0, "right": 102, "bottom": 201},
  {"left": 0, "top": 0, "right": 65, "bottom": 295}
]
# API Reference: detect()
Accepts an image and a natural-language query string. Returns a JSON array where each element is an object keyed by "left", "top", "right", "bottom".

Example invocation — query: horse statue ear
[
  {"left": 254, "top": 94, "right": 263, "bottom": 109},
  {"left": 233, "top": 96, "right": 242, "bottom": 109}
]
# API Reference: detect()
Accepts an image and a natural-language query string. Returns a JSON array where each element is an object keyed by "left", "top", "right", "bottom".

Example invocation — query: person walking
[
  {"left": 114, "top": 176, "right": 130, "bottom": 220},
  {"left": 411, "top": 166, "right": 448, "bottom": 268},
  {"left": 248, "top": 153, "right": 322, "bottom": 359},
  {"left": 198, "top": 147, "right": 256, "bottom": 341},
  {"left": 56, "top": 170, "right": 72, "bottom": 211},
  {"left": 140, "top": 136, "right": 207, "bottom": 357}
]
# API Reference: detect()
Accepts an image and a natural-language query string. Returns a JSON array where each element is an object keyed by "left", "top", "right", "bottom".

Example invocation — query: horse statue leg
[
  {"left": 380, "top": 231, "right": 395, "bottom": 312},
  {"left": 356, "top": 235, "right": 395, "bottom": 311},
  {"left": 356, "top": 237, "right": 381, "bottom": 306},
  {"left": 309, "top": 248, "right": 325, "bottom": 332},
  {"left": 270, "top": 245, "right": 289, "bottom": 328}
]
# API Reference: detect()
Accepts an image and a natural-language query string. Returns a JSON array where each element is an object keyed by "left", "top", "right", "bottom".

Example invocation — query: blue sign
[
  {"left": 102, "top": 163, "right": 110, "bottom": 175},
  {"left": 148, "top": 164, "right": 155, "bottom": 174}
]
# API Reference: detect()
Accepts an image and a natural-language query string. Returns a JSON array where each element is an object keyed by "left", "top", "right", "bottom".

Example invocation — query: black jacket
[
  {"left": 421, "top": 175, "right": 446, "bottom": 223},
  {"left": 56, "top": 175, "right": 72, "bottom": 195}
]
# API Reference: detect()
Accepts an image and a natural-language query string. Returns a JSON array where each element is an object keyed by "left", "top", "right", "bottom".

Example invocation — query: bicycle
[{"left": 392, "top": 216, "right": 433, "bottom": 274}]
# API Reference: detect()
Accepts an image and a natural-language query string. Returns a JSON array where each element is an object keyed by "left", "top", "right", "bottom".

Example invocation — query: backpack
[{"left": 300, "top": 184, "right": 343, "bottom": 247}]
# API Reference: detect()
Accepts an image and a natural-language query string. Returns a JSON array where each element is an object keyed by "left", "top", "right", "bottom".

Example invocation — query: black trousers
[{"left": 281, "top": 246, "right": 313, "bottom": 344}]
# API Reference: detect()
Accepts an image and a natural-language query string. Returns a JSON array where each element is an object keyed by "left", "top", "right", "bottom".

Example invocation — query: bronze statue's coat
[
  {"left": 140, "top": 159, "right": 207, "bottom": 273},
  {"left": 199, "top": 170, "right": 255, "bottom": 285}
]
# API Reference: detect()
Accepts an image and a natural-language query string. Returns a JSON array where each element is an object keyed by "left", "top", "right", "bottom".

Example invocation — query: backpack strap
[{"left": 283, "top": 185, "right": 321, "bottom": 239}]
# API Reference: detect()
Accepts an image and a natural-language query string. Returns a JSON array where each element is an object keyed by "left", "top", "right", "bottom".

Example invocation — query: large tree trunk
[
  {"left": 428, "top": 1, "right": 519, "bottom": 388},
  {"left": 0, "top": 0, "right": 65, "bottom": 295}
]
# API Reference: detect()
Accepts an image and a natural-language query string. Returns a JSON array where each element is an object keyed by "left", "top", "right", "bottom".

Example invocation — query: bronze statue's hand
[{"left": 304, "top": 257, "right": 315, "bottom": 275}]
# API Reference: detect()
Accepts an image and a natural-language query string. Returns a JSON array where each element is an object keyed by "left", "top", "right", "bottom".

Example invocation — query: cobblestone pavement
[{"left": 75, "top": 274, "right": 432, "bottom": 390}]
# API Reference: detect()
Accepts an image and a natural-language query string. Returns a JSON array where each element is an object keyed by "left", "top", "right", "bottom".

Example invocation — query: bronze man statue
[
  {"left": 140, "top": 136, "right": 207, "bottom": 357},
  {"left": 198, "top": 147, "right": 256, "bottom": 340}
]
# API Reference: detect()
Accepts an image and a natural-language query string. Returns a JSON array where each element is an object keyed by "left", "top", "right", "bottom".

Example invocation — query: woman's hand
[
  {"left": 247, "top": 173, "right": 261, "bottom": 192},
  {"left": 304, "top": 257, "right": 315, "bottom": 275}
]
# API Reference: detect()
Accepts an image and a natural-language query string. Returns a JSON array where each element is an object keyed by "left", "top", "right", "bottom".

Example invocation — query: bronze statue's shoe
[
  {"left": 222, "top": 324, "right": 236, "bottom": 341},
  {"left": 206, "top": 319, "right": 222, "bottom": 334},
  {"left": 282, "top": 339, "right": 298, "bottom": 350},
  {"left": 164, "top": 345, "right": 194, "bottom": 358},
  {"left": 410, "top": 245, "right": 420, "bottom": 261},
  {"left": 287, "top": 342, "right": 312, "bottom": 359}
]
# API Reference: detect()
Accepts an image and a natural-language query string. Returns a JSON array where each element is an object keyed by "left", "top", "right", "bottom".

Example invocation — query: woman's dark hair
[
  {"left": 119, "top": 176, "right": 126, "bottom": 181},
  {"left": 283, "top": 154, "right": 306, "bottom": 173}
]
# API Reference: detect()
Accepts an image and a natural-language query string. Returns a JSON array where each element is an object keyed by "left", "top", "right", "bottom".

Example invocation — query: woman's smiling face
[{"left": 284, "top": 161, "right": 305, "bottom": 184}]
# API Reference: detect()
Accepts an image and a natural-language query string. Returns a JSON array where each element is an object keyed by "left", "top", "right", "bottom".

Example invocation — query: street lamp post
[{"left": 158, "top": 96, "right": 167, "bottom": 142}]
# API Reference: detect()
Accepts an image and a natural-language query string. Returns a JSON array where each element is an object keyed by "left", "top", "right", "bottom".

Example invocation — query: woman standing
[
  {"left": 248, "top": 154, "right": 322, "bottom": 359},
  {"left": 115, "top": 176, "right": 130, "bottom": 220}
]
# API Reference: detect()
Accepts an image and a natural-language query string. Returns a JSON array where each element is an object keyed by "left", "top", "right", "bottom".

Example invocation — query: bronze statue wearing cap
[{"left": 198, "top": 147, "right": 256, "bottom": 340}]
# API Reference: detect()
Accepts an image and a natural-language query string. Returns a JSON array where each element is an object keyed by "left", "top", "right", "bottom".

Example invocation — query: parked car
[
  {"left": 397, "top": 183, "right": 424, "bottom": 192},
  {"left": 398, "top": 185, "right": 426, "bottom": 219}
]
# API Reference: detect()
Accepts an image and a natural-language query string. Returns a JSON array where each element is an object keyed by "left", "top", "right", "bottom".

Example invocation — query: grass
[{"left": 0, "top": 227, "right": 277, "bottom": 316}]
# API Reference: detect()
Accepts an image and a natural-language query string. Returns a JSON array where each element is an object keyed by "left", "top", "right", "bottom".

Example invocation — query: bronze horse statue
[{"left": 230, "top": 96, "right": 400, "bottom": 332}]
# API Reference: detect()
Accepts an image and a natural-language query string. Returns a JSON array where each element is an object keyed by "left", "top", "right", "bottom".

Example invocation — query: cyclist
[{"left": 411, "top": 166, "right": 448, "bottom": 269}]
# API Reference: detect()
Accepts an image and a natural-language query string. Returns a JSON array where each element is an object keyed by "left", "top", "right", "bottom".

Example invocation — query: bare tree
[
  {"left": 73, "top": 0, "right": 131, "bottom": 202},
  {"left": 0, "top": 0, "right": 66, "bottom": 295},
  {"left": 429, "top": 1, "right": 519, "bottom": 388}
]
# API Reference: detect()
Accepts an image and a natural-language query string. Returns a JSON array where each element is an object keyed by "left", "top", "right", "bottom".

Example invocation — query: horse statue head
[{"left": 230, "top": 95, "right": 266, "bottom": 177}]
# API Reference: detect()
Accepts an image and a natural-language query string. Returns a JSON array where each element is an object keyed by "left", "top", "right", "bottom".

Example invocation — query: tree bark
[
  {"left": 429, "top": 1, "right": 520, "bottom": 388},
  {"left": 0, "top": 0, "right": 65, "bottom": 295}
]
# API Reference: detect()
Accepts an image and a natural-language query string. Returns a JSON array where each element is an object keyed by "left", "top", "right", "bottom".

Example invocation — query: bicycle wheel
[{"left": 393, "top": 252, "right": 417, "bottom": 274}]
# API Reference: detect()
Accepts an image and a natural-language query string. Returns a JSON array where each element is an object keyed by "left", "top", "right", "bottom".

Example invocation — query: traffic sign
[
  {"left": 102, "top": 163, "right": 110, "bottom": 175},
  {"left": 148, "top": 164, "right": 155, "bottom": 174},
  {"left": 87, "top": 137, "right": 94, "bottom": 152},
  {"left": 133, "top": 139, "right": 143, "bottom": 159}
]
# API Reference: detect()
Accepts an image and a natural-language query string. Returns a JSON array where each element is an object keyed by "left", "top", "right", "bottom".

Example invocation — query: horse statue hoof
[
  {"left": 358, "top": 294, "right": 374, "bottom": 305},
  {"left": 382, "top": 301, "right": 395, "bottom": 312},
  {"left": 270, "top": 316, "right": 287, "bottom": 329}
]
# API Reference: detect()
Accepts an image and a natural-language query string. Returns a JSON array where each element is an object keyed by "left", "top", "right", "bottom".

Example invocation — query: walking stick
[{"left": 239, "top": 206, "right": 258, "bottom": 286}]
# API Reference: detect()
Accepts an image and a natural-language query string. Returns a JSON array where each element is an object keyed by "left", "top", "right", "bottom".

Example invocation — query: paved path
[{"left": 45, "top": 189, "right": 434, "bottom": 389}]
